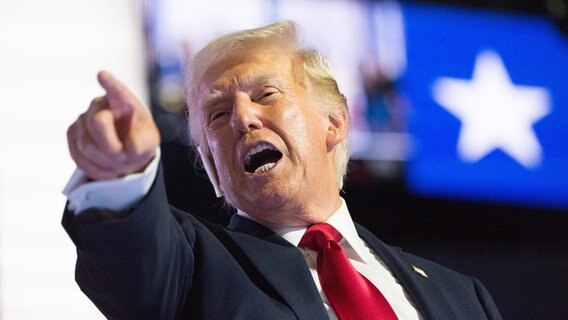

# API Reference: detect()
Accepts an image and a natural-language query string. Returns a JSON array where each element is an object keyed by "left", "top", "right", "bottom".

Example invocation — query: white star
[{"left": 432, "top": 50, "right": 551, "bottom": 169}]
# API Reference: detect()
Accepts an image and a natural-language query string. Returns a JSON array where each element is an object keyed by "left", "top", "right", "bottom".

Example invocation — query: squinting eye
[
  {"left": 256, "top": 90, "right": 278, "bottom": 102},
  {"left": 210, "top": 111, "right": 228, "bottom": 122},
  {"left": 262, "top": 91, "right": 275, "bottom": 98}
]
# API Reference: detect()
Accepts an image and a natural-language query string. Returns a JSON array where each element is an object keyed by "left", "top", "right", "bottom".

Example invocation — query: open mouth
[{"left": 244, "top": 143, "right": 283, "bottom": 174}]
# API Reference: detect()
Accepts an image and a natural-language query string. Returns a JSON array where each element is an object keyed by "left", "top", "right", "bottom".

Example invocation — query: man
[{"left": 63, "top": 21, "right": 501, "bottom": 319}]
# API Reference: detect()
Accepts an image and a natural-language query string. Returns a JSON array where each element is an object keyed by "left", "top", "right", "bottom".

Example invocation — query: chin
[{"left": 240, "top": 184, "right": 297, "bottom": 212}]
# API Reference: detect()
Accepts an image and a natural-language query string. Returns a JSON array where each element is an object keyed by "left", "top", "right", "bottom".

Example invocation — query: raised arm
[{"left": 63, "top": 72, "right": 193, "bottom": 319}]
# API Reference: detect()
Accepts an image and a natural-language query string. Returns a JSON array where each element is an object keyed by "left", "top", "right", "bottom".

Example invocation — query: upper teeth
[{"left": 244, "top": 143, "right": 277, "bottom": 165}]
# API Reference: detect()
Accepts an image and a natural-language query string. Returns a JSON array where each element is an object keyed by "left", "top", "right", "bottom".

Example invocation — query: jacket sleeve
[{"left": 62, "top": 165, "right": 194, "bottom": 319}]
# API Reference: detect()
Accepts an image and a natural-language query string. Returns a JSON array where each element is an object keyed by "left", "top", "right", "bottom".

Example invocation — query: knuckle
[
  {"left": 78, "top": 112, "right": 88, "bottom": 126},
  {"left": 108, "top": 150, "right": 124, "bottom": 161},
  {"left": 66, "top": 123, "right": 75, "bottom": 139},
  {"left": 127, "top": 140, "right": 146, "bottom": 156},
  {"left": 90, "top": 96, "right": 105, "bottom": 108},
  {"left": 93, "top": 109, "right": 113, "bottom": 126},
  {"left": 68, "top": 148, "right": 79, "bottom": 163},
  {"left": 80, "top": 142, "right": 94, "bottom": 156}
]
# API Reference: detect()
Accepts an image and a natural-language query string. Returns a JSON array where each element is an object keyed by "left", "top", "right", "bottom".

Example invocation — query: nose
[{"left": 231, "top": 92, "right": 263, "bottom": 135}]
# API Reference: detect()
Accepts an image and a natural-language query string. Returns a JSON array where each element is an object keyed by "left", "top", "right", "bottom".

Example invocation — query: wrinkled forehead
[{"left": 197, "top": 50, "right": 296, "bottom": 100}]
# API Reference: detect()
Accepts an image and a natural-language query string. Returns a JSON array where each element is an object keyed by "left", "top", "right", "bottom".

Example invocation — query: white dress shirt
[{"left": 63, "top": 149, "right": 421, "bottom": 319}]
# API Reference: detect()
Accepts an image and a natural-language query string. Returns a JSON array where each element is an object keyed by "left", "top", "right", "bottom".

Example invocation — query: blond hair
[{"left": 186, "top": 20, "right": 349, "bottom": 189}]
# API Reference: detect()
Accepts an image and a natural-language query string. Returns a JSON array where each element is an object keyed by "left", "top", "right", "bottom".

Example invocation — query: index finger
[{"left": 97, "top": 70, "right": 138, "bottom": 116}]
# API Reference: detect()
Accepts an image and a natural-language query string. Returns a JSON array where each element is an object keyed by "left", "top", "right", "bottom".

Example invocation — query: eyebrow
[
  {"left": 202, "top": 89, "right": 225, "bottom": 111},
  {"left": 202, "top": 73, "right": 286, "bottom": 109},
  {"left": 238, "top": 73, "right": 284, "bottom": 89}
]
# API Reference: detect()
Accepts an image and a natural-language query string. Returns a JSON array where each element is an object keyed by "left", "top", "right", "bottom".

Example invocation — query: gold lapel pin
[{"left": 412, "top": 265, "right": 429, "bottom": 279}]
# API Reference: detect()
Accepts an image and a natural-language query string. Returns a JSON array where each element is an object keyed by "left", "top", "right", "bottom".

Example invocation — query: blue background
[{"left": 401, "top": 3, "right": 568, "bottom": 209}]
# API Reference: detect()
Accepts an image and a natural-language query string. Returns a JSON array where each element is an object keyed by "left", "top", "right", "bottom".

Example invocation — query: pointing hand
[{"left": 67, "top": 71, "right": 160, "bottom": 180}]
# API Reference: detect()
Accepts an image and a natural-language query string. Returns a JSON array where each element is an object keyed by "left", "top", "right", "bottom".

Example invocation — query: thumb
[{"left": 97, "top": 70, "right": 141, "bottom": 118}]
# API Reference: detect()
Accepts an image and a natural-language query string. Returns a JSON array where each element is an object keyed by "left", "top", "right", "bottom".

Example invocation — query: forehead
[{"left": 199, "top": 50, "right": 295, "bottom": 96}]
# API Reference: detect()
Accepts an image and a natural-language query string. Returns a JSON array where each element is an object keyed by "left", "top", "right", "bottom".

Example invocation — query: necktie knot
[
  {"left": 299, "top": 223, "right": 342, "bottom": 251},
  {"left": 298, "top": 222, "right": 398, "bottom": 320}
]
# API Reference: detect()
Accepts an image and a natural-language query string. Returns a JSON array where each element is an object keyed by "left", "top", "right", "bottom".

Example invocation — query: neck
[{"left": 240, "top": 193, "right": 343, "bottom": 227}]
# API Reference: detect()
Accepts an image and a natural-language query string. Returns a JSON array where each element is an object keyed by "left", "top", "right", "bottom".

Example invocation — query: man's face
[{"left": 195, "top": 50, "right": 343, "bottom": 225}]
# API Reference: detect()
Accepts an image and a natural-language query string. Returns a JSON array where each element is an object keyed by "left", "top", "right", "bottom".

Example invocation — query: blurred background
[{"left": 1, "top": 0, "right": 567, "bottom": 318}]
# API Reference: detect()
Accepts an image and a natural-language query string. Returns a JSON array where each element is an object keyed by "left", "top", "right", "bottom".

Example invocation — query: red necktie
[{"left": 299, "top": 223, "right": 398, "bottom": 320}]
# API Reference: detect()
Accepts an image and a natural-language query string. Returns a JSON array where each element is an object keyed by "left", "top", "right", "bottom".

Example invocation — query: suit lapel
[
  {"left": 226, "top": 216, "right": 449, "bottom": 319},
  {"left": 355, "top": 224, "right": 440, "bottom": 320},
  {"left": 227, "top": 215, "right": 329, "bottom": 320}
]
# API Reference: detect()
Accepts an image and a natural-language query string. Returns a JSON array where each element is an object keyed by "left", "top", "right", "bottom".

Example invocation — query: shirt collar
[{"left": 236, "top": 198, "right": 369, "bottom": 263}]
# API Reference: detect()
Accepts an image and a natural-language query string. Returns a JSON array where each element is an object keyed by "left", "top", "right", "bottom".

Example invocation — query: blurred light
[
  {"left": 432, "top": 50, "right": 550, "bottom": 168},
  {"left": 401, "top": 3, "right": 568, "bottom": 209}
]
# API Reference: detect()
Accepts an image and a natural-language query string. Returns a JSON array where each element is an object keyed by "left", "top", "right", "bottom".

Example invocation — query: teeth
[
  {"left": 244, "top": 143, "right": 277, "bottom": 165},
  {"left": 254, "top": 162, "right": 275, "bottom": 174}
]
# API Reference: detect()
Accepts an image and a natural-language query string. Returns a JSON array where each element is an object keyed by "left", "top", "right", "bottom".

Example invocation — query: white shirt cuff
[{"left": 62, "top": 148, "right": 161, "bottom": 214}]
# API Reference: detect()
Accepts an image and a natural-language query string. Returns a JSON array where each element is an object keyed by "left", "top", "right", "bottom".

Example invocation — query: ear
[
  {"left": 326, "top": 109, "right": 349, "bottom": 151},
  {"left": 197, "top": 145, "right": 224, "bottom": 197}
]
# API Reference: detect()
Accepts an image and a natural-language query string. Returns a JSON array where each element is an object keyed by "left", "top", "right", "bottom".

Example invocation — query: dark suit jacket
[{"left": 63, "top": 168, "right": 502, "bottom": 319}]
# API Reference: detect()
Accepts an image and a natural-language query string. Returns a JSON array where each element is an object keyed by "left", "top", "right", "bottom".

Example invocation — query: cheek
[
  {"left": 280, "top": 105, "right": 327, "bottom": 152},
  {"left": 210, "top": 139, "right": 228, "bottom": 161},
  {"left": 207, "top": 135, "right": 232, "bottom": 174},
  {"left": 212, "top": 141, "right": 243, "bottom": 189}
]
